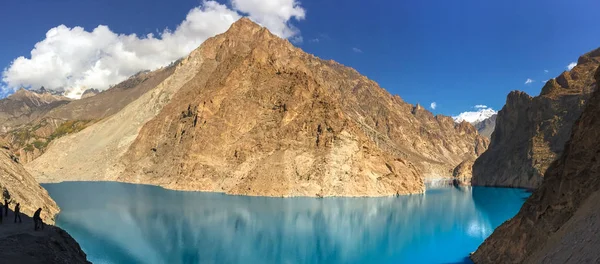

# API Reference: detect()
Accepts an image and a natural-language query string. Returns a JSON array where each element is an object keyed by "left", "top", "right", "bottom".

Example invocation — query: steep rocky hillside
[
  {"left": 0, "top": 139, "right": 89, "bottom": 263},
  {"left": 473, "top": 114, "right": 496, "bottom": 139},
  {"left": 0, "top": 139, "right": 58, "bottom": 223},
  {"left": 471, "top": 65, "right": 600, "bottom": 264},
  {"left": 28, "top": 18, "right": 487, "bottom": 197},
  {"left": 472, "top": 48, "right": 600, "bottom": 188},
  {"left": 1, "top": 66, "right": 176, "bottom": 163}
]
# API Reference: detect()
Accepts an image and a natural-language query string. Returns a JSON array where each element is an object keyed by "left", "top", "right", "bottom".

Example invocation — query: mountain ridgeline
[
  {"left": 0, "top": 88, "right": 71, "bottom": 134},
  {"left": 472, "top": 48, "right": 600, "bottom": 188},
  {"left": 27, "top": 18, "right": 488, "bottom": 197},
  {"left": 471, "top": 64, "right": 600, "bottom": 264}
]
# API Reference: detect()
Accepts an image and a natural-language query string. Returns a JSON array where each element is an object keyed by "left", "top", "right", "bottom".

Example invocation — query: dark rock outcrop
[
  {"left": 0, "top": 220, "right": 90, "bottom": 264},
  {"left": 0, "top": 139, "right": 89, "bottom": 263},
  {"left": 81, "top": 88, "right": 100, "bottom": 99},
  {"left": 473, "top": 114, "right": 496, "bottom": 139},
  {"left": 471, "top": 65, "right": 600, "bottom": 263},
  {"left": 452, "top": 159, "right": 474, "bottom": 185},
  {"left": 472, "top": 48, "right": 600, "bottom": 188}
]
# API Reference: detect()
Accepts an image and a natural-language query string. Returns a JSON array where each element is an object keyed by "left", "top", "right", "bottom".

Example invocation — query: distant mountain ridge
[
  {"left": 0, "top": 88, "right": 71, "bottom": 133},
  {"left": 0, "top": 67, "right": 175, "bottom": 163}
]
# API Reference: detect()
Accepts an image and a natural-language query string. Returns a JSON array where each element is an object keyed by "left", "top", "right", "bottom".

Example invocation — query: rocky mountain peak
[
  {"left": 577, "top": 47, "right": 600, "bottom": 65},
  {"left": 540, "top": 50, "right": 600, "bottom": 97},
  {"left": 228, "top": 17, "right": 263, "bottom": 33},
  {"left": 81, "top": 88, "right": 100, "bottom": 99},
  {"left": 7, "top": 87, "right": 70, "bottom": 104},
  {"left": 453, "top": 107, "right": 496, "bottom": 124}
]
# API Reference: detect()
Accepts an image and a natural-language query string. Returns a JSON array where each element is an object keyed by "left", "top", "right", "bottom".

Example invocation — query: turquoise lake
[{"left": 43, "top": 182, "right": 530, "bottom": 264}]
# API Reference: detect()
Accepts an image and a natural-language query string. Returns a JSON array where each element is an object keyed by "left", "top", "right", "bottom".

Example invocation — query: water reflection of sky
[{"left": 43, "top": 182, "right": 529, "bottom": 264}]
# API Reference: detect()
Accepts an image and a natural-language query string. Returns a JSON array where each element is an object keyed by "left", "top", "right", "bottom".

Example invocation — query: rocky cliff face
[
  {"left": 80, "top": 88, "right": 100, "bottom": 99},
  {"left": 471, "top": 65, "right": 600, "bottom": 264},
  {"left": 0, "top": 139, "right": 89, "bottom": 263},
  {"left": 452, "top": 159, "right": 474, "bottom": 185},
  {"left": 472, "top": 48, "right": 600, "bottom": 188},
  {"left": 28, "top": 18, "right": 487, "bottom": 197},
  {"left": 473, "top": 114, "right": 496, "bottom": 139}
]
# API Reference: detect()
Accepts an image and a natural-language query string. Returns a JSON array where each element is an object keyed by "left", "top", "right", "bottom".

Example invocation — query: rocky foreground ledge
[
  {"left": 0, "top": 140, "right": 89, "bottom": 263},
  {"left": 0, "top": 210, "right": 89, "bottom": 264}
]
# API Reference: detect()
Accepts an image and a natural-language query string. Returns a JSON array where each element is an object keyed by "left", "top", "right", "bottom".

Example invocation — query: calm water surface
[{"left": 43, "top": 182, "right": 529, "bottom": 264}]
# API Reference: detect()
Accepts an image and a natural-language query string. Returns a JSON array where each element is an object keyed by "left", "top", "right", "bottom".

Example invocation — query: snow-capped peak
[{"left": 453, "top": 107, "right": 497, "bottom": 124}]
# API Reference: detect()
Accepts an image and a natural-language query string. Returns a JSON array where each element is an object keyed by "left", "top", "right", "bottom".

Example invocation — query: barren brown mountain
[
  {"left": 471, "top": 66, "right": 600, "bottom": 264},
  {"left": 28, "top": 18, "right": 487, "bottom": 197},
  {"left": 472, "top": 48, "right": 600, "bottom": 188}
]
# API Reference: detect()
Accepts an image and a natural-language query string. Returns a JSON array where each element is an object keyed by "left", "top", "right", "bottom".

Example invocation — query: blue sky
[{"left": 1, "top": 0, "right": 599, "bottom": 117}]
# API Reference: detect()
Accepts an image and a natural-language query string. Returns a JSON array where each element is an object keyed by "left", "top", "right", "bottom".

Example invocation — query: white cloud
[
  {"left": 453, "top": 105, "right": 497, "bottom": 124},
  {"left": 524, "top": 78, "right": 534, "bottom": 84},
  {"left": 309, "top": 38, "right": 319, "bottom": 43},
  {"left": 352, "top": 47, "right": 363, "bottom": 53},
  {"left": 1, "top": 0, "right": 306, "bottom": 98},
  {"left": 430, "top": 102, "right": 437, "bottom": 110},
  {"left": 567, "top": 62, "right": 577, "bottom": 71},
  {"left": 231, "top": 0, "right": 305, "bottom": 39},
  {"left": 544, "top": 69, "right": 549, "bottom": 73}
]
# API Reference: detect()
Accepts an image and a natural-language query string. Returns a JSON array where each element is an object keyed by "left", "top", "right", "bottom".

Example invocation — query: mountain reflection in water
[{"left": 43, "top": 182, "right": 529, "bottom": 264}]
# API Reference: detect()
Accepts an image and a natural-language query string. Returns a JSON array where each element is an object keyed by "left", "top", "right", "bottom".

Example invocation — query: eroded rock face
[
  {"left": 452, "top": 159, "right": 474, "bottom": 185},
  {"left": 471, "top": 66, "right": 600, "bottom": 264},
  {"left": 472, "top": 48, "right": 600, "bottom": 188}
]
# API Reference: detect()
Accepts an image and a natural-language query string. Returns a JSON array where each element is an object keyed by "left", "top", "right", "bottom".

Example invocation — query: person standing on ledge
[
  {"left": 14, "top": 203, "right": 21, "bottom": 223},
  {"left": 4, "top": 199, "right": 10, "bottom": 217},
  {"left": 33, "top": 208, "right": 43, "bottom": 231}
]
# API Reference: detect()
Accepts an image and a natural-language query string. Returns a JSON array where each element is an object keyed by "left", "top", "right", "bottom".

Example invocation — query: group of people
[{"left": 0, "top": 198, "right": 44, "bottom": 231}]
